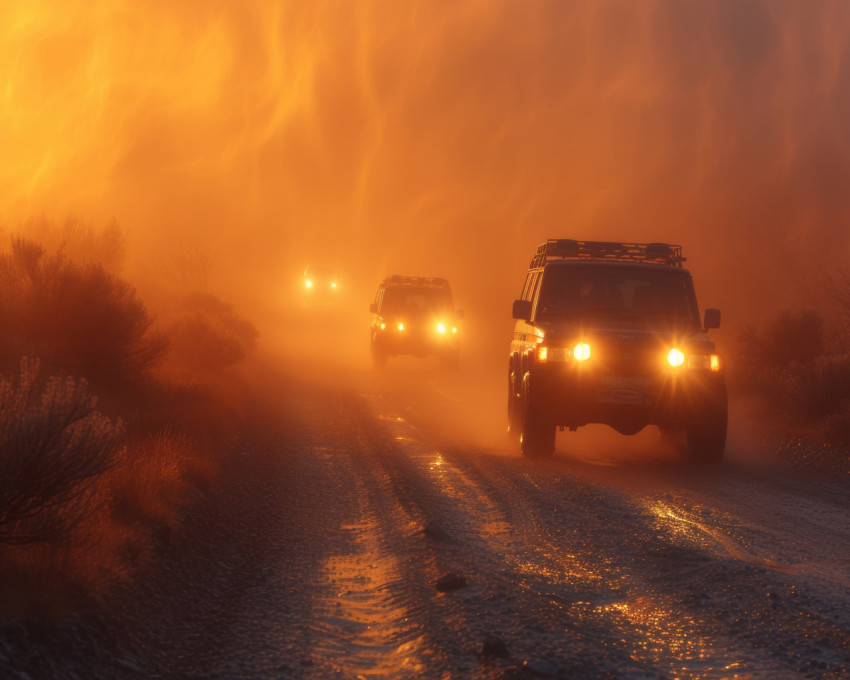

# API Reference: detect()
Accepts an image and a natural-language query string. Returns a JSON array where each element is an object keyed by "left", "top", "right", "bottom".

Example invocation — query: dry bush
[
  {"left": 737, "top": 309, "right": 825, "bottom": 374},
  {"left": 0, "top": 234, "right": 246, "bottom": 616},
  {"left": 0, "top": 238, "right": 167, "bottom": 392},
  {"left": 0, "top": 359, "right": 124, "bottom": 545},
  {"left": 166, "top": 293, "right": 258, "bottom": 375},
  {"left": 0, "top": 428, "right": 213, "bottom": 617},
  {"left": 737, "top": 296, "right": 850, "bottom": 445},
  {"left": 0, "top": 490, "right": 135, "bottom": 617},
  {"left": 17, "top": 215, "right": 128, "bottom": 272}
]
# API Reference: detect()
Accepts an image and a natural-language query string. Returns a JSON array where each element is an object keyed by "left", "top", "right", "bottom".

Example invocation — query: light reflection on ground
[
  {"left": 361, "top": 390, "right": 810, "bottom": 678},
  {"left": 313, "top": 517, "right": 425, "bottom": 678}
]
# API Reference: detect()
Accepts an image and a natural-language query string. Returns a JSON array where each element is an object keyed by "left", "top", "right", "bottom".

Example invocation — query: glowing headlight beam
[
  {"left": 573, "top": 343, "right": 591, "bottom": 361},
  {"left": 667, "top": 348, "right": 685, "bottom": 366},
  {"left": 437, "top": 322, "right": 446, "bottom": 334}
]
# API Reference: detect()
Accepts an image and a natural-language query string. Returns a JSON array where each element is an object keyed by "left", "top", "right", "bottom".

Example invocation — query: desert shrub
[
  {"left": 738, "top": 308, "right": 825, "bottom": 374},
  {"left": 166, "top": 293, "right": 258, "bottom": 374},
  {"left": 777, "top": 355, "right": 850, "bottom": 418},
  {"left": 0, "top": 358, "right": 124, "bottom": 545},
  {"left": 0, "top": 238, "right": 167, "bottom": 391},
  {"left": 737, "top": 301, "right": 850, "bottom": 445},
  {"left": 109, "top": 430, "right": 202, "bottom": 542},
  {"left": 823, "top": 401, "right": 850, "bottom": 445},
  {"left": 16, "top": 215, "right": 128, "bottom": 272},
  {"left": 0, "top": 363, "right": 221, "bottom": 614}
]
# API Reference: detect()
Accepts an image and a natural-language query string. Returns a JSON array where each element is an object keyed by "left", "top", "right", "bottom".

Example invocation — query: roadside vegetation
[
  {"left": 735, "top": 272, "right": 850, "bottom": 449},
  {"left": 0, "top": 222, "right": 256, "bottom": 617}
]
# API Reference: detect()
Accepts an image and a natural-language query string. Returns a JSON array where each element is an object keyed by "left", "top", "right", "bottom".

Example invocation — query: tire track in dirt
[{"left": 371, "top": 378, "right": 846, "bottom": 678}]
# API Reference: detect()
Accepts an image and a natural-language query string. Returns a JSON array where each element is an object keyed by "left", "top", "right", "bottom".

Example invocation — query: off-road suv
[
  {"left": 508, "top": 240, "right": 727, "bottom": 462},
  {"left": 370, "top": 276, "right": 462, "bottom": 368}
]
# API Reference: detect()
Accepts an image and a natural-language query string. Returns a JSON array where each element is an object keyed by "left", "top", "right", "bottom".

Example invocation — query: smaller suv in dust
[
  {"left": 302, "top": 265, "right": 338, "bottom": 302},
  {"left": 370, "top": 276, "right": 463, "bottom": 368},
  {"left": 508, "top": 240, "right": 727, "bottom": 462}
]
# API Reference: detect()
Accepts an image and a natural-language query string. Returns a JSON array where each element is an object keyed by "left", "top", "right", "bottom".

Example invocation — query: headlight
[
  {"left": 380, "top": 322, "right": 386, "bottom": 330},
  {"left": 397, "top": 322, "right": 405, "bottom": 331},
  {"left": 573, "top": 343, "right": 591, "bottom": 361},
  {"left": 305, "top": 280, "right": 312, "bottom": 288},
  {"left": 331, "top": 282, "right": 337, "bottom": 288},
  {"left": 667, "top": 348, "right": 685, "bottom": 366},
  {"left": 436, "top": 322, "right": 446, "bottom": 334}
]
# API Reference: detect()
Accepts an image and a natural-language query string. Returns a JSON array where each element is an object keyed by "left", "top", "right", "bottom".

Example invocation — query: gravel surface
[{"left": 1, "top": 362, "right": 848, "bottom": 679}]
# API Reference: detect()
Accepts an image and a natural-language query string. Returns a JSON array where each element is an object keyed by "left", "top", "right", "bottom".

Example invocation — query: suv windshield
[
  {"left": 535, "top": 264, "right": 698, "bottom": 328},
  {"left": 382, "top": 287, "right": 453, "bottom": 316}
]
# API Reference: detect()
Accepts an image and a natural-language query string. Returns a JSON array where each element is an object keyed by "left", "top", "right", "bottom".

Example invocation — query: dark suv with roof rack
[
  {"left": 508, "top": 240, "right": 727, "bottom": 462},
  {"left": 370, "top": 276, "right": 463, "bottom": 368}
]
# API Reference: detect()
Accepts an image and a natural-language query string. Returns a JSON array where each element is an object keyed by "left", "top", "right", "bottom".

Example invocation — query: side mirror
[
  {"left": 512, "top": 299, "right": 532, "bottom": 321},
  {"left": 369, "top": 303, "right": 378, "bottom": 314},
  {"left": 456, "top": 309, "right": 465, "bottom": 320},
  {"left": 703, "top": 308, "right": 721, "bottom": 330}
]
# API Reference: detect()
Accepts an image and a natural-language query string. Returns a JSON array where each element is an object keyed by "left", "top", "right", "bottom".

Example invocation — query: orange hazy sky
[{"left": 2, "top": 0, "right": 849, "bottom": 324}]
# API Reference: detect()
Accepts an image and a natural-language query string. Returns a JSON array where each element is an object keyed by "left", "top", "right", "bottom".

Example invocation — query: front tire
[
  {"left": 507, "top": 367, "right": 521, "bottom": 438},
  {"left": 520, "top": 373, "right": 555, "bottom": 458}
]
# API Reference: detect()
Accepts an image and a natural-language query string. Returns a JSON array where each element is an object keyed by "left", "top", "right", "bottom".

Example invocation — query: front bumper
[
  {"left": 533, "top": 363, "right": 726, "bottom": 433},
  {"left": 373, "top": 330, "right": 459, "bottom": 358}
]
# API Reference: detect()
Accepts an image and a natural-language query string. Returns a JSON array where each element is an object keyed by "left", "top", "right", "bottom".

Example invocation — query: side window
[
  {"left": 520, "top": 273, "right": 532, "bottom": 301},
  {"left": 529, "top": 271, "right": 544, "bottom": 318},
  {"left": 523, "top": 271, "right": 539, "bottom": 302},
  {"left": 527, "top": 272, "right": 541, "bottom": 303},
  {"left": 376, "top": 288, "right": 385, "bottom": 313}
]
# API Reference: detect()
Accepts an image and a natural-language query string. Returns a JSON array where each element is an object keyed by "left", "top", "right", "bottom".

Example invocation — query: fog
[{"left": 3, "top": 1, "right": 850, "bottom": 389}]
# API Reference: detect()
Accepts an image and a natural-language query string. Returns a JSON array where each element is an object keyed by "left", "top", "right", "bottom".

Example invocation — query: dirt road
[{"left": 2, "top": 361, "right": 848, "bottom": 679}]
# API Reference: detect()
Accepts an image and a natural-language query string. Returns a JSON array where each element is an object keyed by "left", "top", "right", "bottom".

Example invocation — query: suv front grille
[{"left": 594, "top": 340, "right": 662, "bottom": 376}]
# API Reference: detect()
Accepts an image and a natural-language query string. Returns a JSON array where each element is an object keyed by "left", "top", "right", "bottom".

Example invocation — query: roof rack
[
  {"left": 530, "top": 239, "right": 686, "bottom": 268},
  {"left": 384, "top": 275, "right": 451, "bottom": 288}
]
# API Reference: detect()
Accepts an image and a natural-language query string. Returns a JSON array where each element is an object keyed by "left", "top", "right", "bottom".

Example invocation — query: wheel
[
  {"left": 520, "top": 373, "right": 555, "bottom": 458},
  {"left": 685, "top": 392, "right": 727, "bottom": 464},
  {"left": 507, "top": 366, "right": 521, "bottom": 438}
]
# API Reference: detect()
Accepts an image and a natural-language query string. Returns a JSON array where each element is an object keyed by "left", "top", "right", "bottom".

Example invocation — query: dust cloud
[{"left": 2, "top": 1, "right": 850, "bottom": 438}]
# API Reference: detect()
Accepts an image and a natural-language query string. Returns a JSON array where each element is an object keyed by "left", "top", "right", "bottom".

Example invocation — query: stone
[
  {"left": 435, "top": 572, "right": 466, "bottom": 592},
  {"left": 481, "top": 635, "right": 509, "bottom": 658}
]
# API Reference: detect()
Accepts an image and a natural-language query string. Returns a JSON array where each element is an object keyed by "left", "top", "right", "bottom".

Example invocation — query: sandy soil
[{"left": 0, "top": 356, "right": 848, "bottom": 679}]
